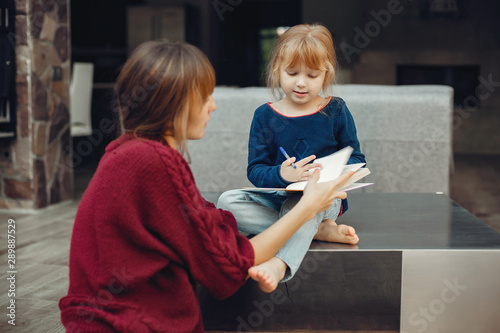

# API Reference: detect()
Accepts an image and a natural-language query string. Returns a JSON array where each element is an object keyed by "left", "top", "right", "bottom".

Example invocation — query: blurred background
[
  {"left": 70, "top": 0, "right": 500, "bottom": 154},
  {"left": 73, "top": 0, "right": 500, "bottom": 228}
]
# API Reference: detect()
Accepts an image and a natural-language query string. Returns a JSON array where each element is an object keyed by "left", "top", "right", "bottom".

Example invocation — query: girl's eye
[
  {"left": 287, "top": 72, "right": 297, "bottom": 76},
  {"left": 309, "top": 74, "right": 318, "bottom": 78}
]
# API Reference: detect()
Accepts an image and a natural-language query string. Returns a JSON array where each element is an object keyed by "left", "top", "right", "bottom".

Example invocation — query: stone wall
[{"left": 0, "top": 0, "right": 72, "bottom": 210}]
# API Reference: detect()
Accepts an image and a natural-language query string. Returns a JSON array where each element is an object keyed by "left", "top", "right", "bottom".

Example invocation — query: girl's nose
[
  {"left": 209, "top": 95, "right": 217, "bottom": 112},
  {"left": 296, "top": 75, "right": 306, "bottom": 87}
]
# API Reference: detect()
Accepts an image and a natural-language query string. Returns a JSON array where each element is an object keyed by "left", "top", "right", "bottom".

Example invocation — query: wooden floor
[
  {"left": 0, "top": 200, "right": 79, "bottom": 332},
  {"left": 0, "top": 153, "right": 498, "bottom": 332}
]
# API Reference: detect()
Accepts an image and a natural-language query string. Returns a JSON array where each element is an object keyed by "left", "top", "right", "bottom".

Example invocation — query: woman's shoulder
[
  {"left": 104, "top": 135, "right": 188, "bottom": 173},
  {"left": 107, "top": 134, "right": 177, "bottom": 155},
  {"left": 100, "top": 135, "right": 197, "bottom": 197}
]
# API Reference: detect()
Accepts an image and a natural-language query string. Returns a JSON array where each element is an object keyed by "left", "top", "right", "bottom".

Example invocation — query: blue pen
[{"left": 279, "top": 147, "right": 297, "bottom": 169}]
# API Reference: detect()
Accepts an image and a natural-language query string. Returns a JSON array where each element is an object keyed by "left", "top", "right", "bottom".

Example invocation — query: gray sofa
[{"left": 188, "top": 85, "right": 454, "bottom": 198}]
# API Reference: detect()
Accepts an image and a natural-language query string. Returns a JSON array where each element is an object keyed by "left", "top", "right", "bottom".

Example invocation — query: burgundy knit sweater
[{"left": 59, "top": 135, "right": 255, "bottom": 332}]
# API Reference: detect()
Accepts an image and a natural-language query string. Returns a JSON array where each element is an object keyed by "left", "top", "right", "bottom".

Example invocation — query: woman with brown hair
[{"left": 59, "top": 40, "right": 352, "bottom": 332}]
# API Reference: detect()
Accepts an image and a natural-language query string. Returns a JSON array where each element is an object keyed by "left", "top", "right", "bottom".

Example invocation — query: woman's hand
[
  {"left": 280, "top": 155, "right": 323, "bottom": 183},
  {"left": 300, "top": 169, "right": 353, "bottom": 214},
  {"left": 249, "top": 169, "right": 354, "bottom": 266}
]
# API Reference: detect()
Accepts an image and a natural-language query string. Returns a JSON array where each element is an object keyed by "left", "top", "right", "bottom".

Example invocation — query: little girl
[{"left": 217, "top": 24, "right": 366, "bottom": 293}]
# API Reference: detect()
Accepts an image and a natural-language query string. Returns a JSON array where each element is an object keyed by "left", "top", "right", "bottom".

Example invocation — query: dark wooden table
[{"left": 199, "top": 193, "right": 500, "bottom": 332}]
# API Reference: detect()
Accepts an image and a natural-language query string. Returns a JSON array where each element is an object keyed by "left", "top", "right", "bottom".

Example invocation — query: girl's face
[
  {"left": 187, "top": 94, "right": 217, "bottom": 140},
  {"left": 279, "top": 63, "right": 326, "bottom": 109}
]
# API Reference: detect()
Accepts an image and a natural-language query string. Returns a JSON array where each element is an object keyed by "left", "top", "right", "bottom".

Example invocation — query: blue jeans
[{"left": 217, "top": 190, "right": 341, "bottom": 282}]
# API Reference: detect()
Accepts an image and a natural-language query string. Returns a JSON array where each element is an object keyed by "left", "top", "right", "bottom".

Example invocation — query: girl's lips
[{"left": 294, "top": 91, "right": 307, "bottom": 97}]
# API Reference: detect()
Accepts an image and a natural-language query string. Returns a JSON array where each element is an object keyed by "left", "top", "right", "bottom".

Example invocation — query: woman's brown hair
[
  {"left": 267, "top": 24, "right": 337, "bottom": 99},
  {"left": 115, "top": 40, "right": 215, "bottom": 157}
]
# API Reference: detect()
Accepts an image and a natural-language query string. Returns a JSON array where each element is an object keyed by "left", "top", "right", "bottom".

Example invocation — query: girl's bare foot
[
  {"left": 314, "top": 219, "right": 359, "bottom": 244},
  {"left": 248, "top": 257, "right": 287, "bottom": 293}
]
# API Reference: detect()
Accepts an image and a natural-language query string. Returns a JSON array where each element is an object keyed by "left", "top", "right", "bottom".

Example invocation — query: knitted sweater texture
[{"left": 59, "top": 135, "right": 254, "bottom": 332}]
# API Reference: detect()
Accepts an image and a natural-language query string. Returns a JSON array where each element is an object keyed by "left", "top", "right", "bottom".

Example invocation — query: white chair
[{"left": 69, "top": 62, "right": 94, "bottom": 136}]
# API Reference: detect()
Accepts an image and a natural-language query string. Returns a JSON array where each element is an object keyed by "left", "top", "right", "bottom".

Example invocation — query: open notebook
[{"left": 244, "top": 146, "right": 373, "bottom": 192}]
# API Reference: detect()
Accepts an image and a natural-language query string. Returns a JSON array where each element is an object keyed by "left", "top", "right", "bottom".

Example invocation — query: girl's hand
[
  {"left": 280, "top": 155, "right": 322, "bottom": 183},
  {"left": 301, "top": 169, "right": 353, "bottom": 214}
]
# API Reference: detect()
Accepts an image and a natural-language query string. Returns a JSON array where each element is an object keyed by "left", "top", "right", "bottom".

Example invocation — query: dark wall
[
  {"left": 71, "top": 0, "right": 301, "bottom": 87},
  {"left": 209, "top": 0, "right": 301, "bottom": 86}
]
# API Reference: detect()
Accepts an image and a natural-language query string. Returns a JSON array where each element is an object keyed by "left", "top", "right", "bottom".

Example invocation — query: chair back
[{"left": 69, "top": 62, "right": 94, "bottom": 136}]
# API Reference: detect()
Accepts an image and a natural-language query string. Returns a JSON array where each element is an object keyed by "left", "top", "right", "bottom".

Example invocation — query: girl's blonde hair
[
  {"left": 115, "top": 40, "right": 215, "bottom": 157},
  {"left": 267, "top": 24, "right": 337, "bottom": 99}
]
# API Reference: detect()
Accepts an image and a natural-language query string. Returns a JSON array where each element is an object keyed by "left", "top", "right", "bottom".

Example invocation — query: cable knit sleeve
[
  {"left": 205, "top": 200, "right": 240, "bottom": 234},
  {"left": 137, "top": 141, "right": 255, "bottom": 299}
]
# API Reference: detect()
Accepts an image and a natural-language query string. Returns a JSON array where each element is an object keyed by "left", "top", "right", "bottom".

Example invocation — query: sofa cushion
[{"left": 188, "top": 85, "right": 453, "bottom": 195}]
